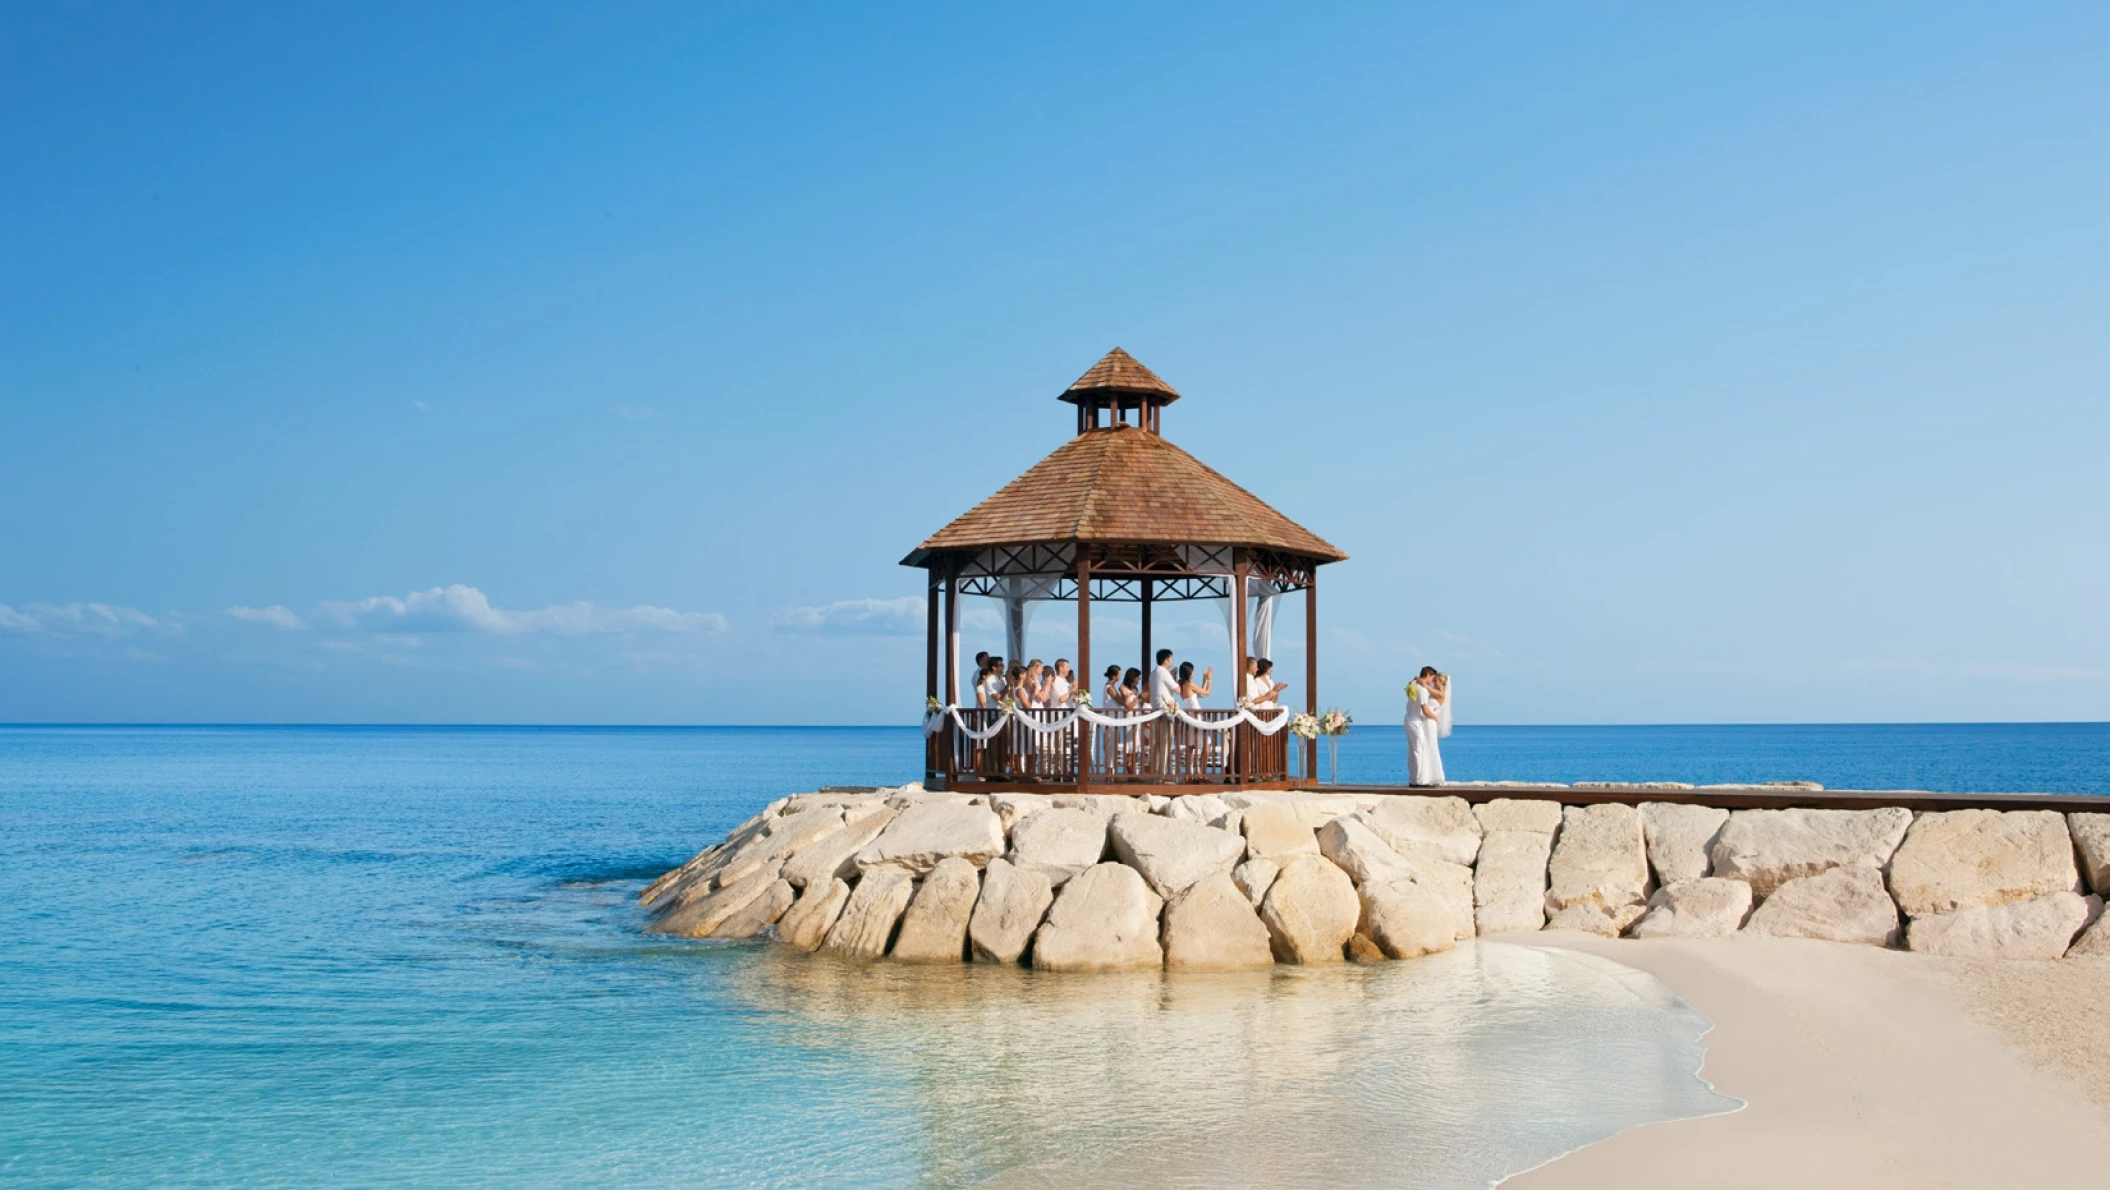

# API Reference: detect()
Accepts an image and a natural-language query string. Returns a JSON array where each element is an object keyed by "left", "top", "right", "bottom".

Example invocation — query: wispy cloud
[
  {"left": 313, "top": 584, "right": 725, "bottom": 635},
  {"left": 772, "top": 597, "right": 926, "bottom": 636},
  {"left": 0, "top": 602, "right": 159, "bottom": 637},
  {"left": 614, "top": 404, "right": 658, "bottom": 420},
  {"left": 226, "top": 605, "right": 307, "bottom": 630}
]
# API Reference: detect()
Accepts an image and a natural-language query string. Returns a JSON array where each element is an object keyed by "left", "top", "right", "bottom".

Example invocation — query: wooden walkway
[{"left": 1333, "top": 783, "right": 2107, "bottom": 814}]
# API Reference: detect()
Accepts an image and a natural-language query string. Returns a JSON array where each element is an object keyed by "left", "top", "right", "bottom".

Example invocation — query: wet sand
[{"left": 1504, "top": 931, "right": 2110, "bottom": 1188}]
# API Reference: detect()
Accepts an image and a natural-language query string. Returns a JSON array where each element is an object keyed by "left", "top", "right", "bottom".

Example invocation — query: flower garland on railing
[{"left": 920, "top": 698, "right": 1293, "bottom": 739}]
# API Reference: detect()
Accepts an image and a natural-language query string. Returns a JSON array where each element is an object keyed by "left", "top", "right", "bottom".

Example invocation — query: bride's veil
[{"left": 1437, "top": 675, "right": 1454, "bottom": 738}]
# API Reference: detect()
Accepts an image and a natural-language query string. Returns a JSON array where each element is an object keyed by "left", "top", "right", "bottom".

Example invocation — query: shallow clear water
[{"left": 35, "top": 722, "right": 2107, "bottom": 1184}]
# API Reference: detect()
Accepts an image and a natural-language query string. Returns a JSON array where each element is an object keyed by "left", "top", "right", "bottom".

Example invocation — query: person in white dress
[
  {"left": 1177, "top": 661, "right": 1215, "bottom": 768},
  {"left": 1405, "top": 665, "right": 1446, "bottom": 786}
]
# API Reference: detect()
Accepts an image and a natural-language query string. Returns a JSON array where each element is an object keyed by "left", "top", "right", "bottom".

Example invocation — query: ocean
[{"left": 1, "top": 723, "right": 2099, "bottom": 1187}]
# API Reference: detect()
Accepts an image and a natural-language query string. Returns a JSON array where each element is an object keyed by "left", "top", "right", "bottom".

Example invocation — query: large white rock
[
  {"left": 988, "top": 793, "right": 1056, "bottom": 833},
  {"left": 1628, "top": 877, "right": 1753, "bottom": 939},
  {"left": 820, "top": 868, "right": 916, "bottom": 959},
  {"left": 1358, "top": 879, "right": 1457, "bottom": 959},
  {"left": 1472, "top": 798, "right": 1563, "bottom": 835},
  {"left": 1165, "top": 794, "right": 1233, "bottom": 826},
  {"left": 1259, "top": 855, "right": 1360, "bottom": 964},
  {"left": 1474, "top": 829, "right": 1555, "bottom": 935},
  {"left": 1709, "top": 807, "right": 1913, "bottom": 900},
  {"left": 1107, "top": 812, "right": 1245, "bottom": 899},
  {"left": 1005, "top": 808, "right": 1108, "bottom": 888},
  {"left": 854, "top": 801, "right": 1006, "bottom": 876},
  {"left": 2068, "top": 911, "right": 2110, "bottom": 957},
  {"left": 1639, "top": 803, "right": 1729, "bottom": 885},
  {"left": 649, "top": 860, "right": 786, "bottom": 936},
  {"left": 1546, "top": 903, "right": 1634, "bottom": 938},
  {"left": 1742, "top": 866, "right": 1900, "bottom": 947},
  {"left": 713, "top": 805, "right": 849, "bottom": 889},
  {"left": 1888, "top": 809, "right": 2080, "bottom": 918},
  {"left": 1160, "top": 873, "right": 1275, "bottom": 969},
  {"left": 889, "top": 857, "right": 982, "bottom": 963},
  {"left": 1232, "top": 858, "right": 1280, "bottom": 908},
  {"left": 1222, "top": 791, "right": 1363, "bottom": 826},
  {"left": 775, "top": 878, "right": 850, "bottom": 951},
  {"left": 1545, "top": 804, "right": 1649, "bottom": 925},
  {"left": 1314, "top": 816, "right": 1415, "bottom": 885},
  {"left": 967, "top": 858, "right": 1055, "bottom": 965},
  {"left": 780, "top": 806, "right": 898, "bottom": 889},
  {"left": 708, "top": 878, "right": 797, "bottom": 939},
  {"left": 1360, "top": 796, "right": 1483, "bottom": 866},
  {"left": 648, "top": 805, "right": 846, "bottom": 910},
  {"left": 1031, "top": 863, "right": 1165, "bottom": 971},
  {"left": 1239, "top": 802, "right": 1321, "bottom": 863},
  {"left": 1051, "top": 794, "right": 1145, "bottom": 817},
  {"left": 2069, "top": 813, "right": 2110, "bottom": 896},
  {"left": 1906, "top": 892, "right": 2101, "bottom": 960}
]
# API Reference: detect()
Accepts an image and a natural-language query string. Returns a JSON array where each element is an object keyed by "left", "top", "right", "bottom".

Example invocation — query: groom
[{"left": 1149, "top": 648, "right": 1179, "bottom": 773}]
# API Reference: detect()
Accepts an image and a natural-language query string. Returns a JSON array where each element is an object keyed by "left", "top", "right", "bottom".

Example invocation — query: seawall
[{"left": 640, "top": 785, "right": 2110, "bottom": 967}]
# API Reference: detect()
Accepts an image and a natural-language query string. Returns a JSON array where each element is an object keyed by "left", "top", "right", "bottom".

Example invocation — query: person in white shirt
[
  {"left": 1148, "top": 649, "right": 1180, "bottom": 774},
  {"left": 1243, "top": 657, "right": 1287, "bottom": 706},
  {"left": 1047, "top": 659, "right": 1074, "bottom": 706},
  {"left": 1405, "top": 665, "right": 1445, "bottom": 786}
]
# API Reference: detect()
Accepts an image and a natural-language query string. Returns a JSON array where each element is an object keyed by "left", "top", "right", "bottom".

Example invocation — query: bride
[{"left": 1406, "top": 666, "right": 1450, "bottom": 786}]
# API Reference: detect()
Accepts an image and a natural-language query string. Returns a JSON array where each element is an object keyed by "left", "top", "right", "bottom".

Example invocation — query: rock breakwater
[{"left": 641, "top": 788, "right": 2110, "bottom": 965}]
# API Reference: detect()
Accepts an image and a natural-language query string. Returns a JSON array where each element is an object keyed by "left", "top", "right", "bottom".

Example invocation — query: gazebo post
[
  {"left": 1076, "top": 555, "right": 1092, "bottom": 792},
  {"left": 1232, "top": 561, "right": 1248, "bottom": 782},
  {"left": 943, "top": 560, "right": 959, "bottom": 789},
  {"left": 1139, "top": 578, "right": 1153, "bottom": 680},
  {"left": 1305, "top": 577, "right": 1318, "bottom": 785}
]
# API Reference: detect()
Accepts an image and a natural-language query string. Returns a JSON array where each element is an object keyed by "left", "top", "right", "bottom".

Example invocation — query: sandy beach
[{"left": 1505, "top": 931, "right": 2110, "bottom": 1187}]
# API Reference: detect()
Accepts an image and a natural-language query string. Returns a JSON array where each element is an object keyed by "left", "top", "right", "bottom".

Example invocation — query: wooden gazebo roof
[
  {"left": 1058, "top": 347, "right": 1181, "bottom": 404},
  {"left": 902, "top": 350, "right": 1344, "bottom": 568}
]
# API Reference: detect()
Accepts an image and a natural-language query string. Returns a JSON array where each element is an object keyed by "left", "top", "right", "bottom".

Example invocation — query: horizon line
[{"left": 2, "top": 720, "right": 2106, "bottom": 731}]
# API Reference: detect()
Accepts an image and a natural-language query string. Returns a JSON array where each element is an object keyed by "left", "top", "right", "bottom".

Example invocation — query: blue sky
[{"left": 2, "top": 3, "right": 2104, "bottom": 725}]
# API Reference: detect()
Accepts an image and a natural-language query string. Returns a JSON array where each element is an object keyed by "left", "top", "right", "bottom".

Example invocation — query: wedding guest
[
  {"left": 1247, "top": 658, "right": 1288, "bottom": 706},
  {"left": 1102, "top": 664, "right": 1125, "bottom": 708},
  {"left": 1047, "top": 659, "right": 1074, "bottom": 705},
  {"left": 973, "top": 657, "right": 1003, "bottom": 709},
  {"left": 1019, "top": 660, "right": 1046, "bottom": 709},
  {"left": 1176, "top": 661, "right": 1212, "bottom": 709},
  {"left": 1119, "top": 667, "right": 1144, "bottom": 710}
]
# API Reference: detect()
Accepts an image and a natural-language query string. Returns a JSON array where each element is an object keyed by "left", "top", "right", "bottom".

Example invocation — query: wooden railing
[{"left": 927, "top": 707, "right": 1293, "bottom": 788}]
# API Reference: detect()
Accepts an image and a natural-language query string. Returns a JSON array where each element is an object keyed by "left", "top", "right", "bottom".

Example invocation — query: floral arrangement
[
  {"left": 926, "top": 695, "right": 943, "bottom": 711},
  {"left": 997, "top": 696, "right": 1017, "bottom": 714},
  {"left": 1319, "top": 708, "right": 1353, "bottom": 736},
  {"left": 1072, "top": 689, "right": 1092, "bottom": 707},
  {"left": 1289, "top": 712, "right": 1321, "bottom": 740},
  {"left": 1236, "top": 695, "right": 1254, "bottom": 710}
]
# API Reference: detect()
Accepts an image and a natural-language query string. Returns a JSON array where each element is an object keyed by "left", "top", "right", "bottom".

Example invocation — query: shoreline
[{"left": 1502, "top": 932, "right": 2110, "bottom": 1187}]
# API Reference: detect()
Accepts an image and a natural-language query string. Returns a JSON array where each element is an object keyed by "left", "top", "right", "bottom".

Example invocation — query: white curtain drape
[{"left": 1217, "top": 577, "right": 1280, "bottom": 667}]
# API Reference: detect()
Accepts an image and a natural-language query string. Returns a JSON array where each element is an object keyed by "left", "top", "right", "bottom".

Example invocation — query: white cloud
[
  {"left": 0, "top": 602, "right": 158, "bottom": 637},
  {"left": 226, "top": 605, "right": 307, "bottom": 630},
  {"left": 771, "top": 597, "right": 926, "bottom": 636},
  {"left": 313, "top": 584, "right": 725, "bottom": 635}
]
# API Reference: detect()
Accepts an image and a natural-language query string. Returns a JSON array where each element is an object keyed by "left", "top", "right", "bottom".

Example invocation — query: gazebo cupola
[{"left": 903, "top": 348, "right": 1347, "bottom": 793}]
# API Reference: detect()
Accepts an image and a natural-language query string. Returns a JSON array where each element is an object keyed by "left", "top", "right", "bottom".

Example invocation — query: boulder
[
  {"left": 1360, "top": 796, "right": 1483, "bottom": 866},
  {"left": 775, "top": 878, "right": 851, "bottom": 951},
  {"left": 1906, "top": 893, "right": 2101, "bottom": 960},
  {"left": 1472, "top": 798, "right": 1563, "bottom": 835},
  {"left": 1232, "top": 859, "right": 1280, "bottom": 908},
  {"left": 2068, "top": 911, "right": 2110, "bottom": 958},
  {"left": 1031, "top": 863, "right": 1165, "bottom": 971},
  {"left": 988, "top": 793, "right": 1056, "bottom": 833},
  {"left": 1358, "top": 878, "right": 1457, "bottom": 959},
  {"left": 1240, "top": 802, "right": 1321, "bottom": 863},
  {"left": 649, "top": 805, "right": 847, "bottom": 911},
  {"left": 1222, "top": 791, "right": 1362, "bottom": 826},
  {"left": 1160, "top": 873, "right": 1275, "bottom": 970},
  {"left": 1627, "top": 877, "right": 1753, "bottom": 939},
  {"left": 854, "top": 801, "right": 1006, "bottom": 876},
  {"left": 1006, "top": 808, "right": 1108, "bottom": 888},
  {"left": 1546, "top": 903, "right": 1632, "bottom": 937},
  {"left": 2070, "top": 813, "right": 2110, "bottom": 896},
  {"left": 649, "top": 861, "right": 786, "bottom": 936},
  {"left": 1709, "top": 807, "right": 1913, "bottom": 900},
  {"left": 889, "top": 857, "right": 982, "bottom": 963},
  {"left": 967, "top": 858, "right": 1056, "bottom": 965},
  {"left": 1888, "top": 809, "right": 2080, "bottom": 918},
  {"left": 780, "top": 806, "right": 898, "bottom": 889},
  {"left": 708, "top": 878, "right": 796, "bottom": 939},
  {"left": 1347, "top": 934, "right": 1388, "bottom": 964},
  {"left": 1545, "top": 804, "right": 1649, "bottom": 925},
  {"left": 1742, "top": 866, "right": 1900, "bottom": 947},
  {"left": 820, "top": 868, "right": 916, "bottom": 959},
  {"left": 1165, "top": 794, "right": 1233, "bottom": 826},
  {"left": 1639, "top": 803, "right": 1729, "bottom": 884},
  {"left": 1315, "top": 816, "right": 1415, "bottom": 885},
  {"left": 1051, "top": 794, "right": 1145, "bottom": 816},
  {"left": 716, "top": 805, "right": 848, "bottom": 888},
  {"left": 1259, "top": 855, "right": 1360, "bottom": 964},
  {"left": 1107, "top": 812, "right": 1245, "bottom": 899},
  {"left": 1474, "top": 829, "right": 1555, "bottom": 935}
]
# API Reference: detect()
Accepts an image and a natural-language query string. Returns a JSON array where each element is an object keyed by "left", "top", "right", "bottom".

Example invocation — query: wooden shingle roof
[
  {"left": 904, "top": 425, "right": 1346, "bottom": 564},
  {"left": 1059, "top": 347, "right": 1180, "bottom": 403}
]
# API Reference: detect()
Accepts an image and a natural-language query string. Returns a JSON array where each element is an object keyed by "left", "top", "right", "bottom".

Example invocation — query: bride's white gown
[{"left": 1405, "top": 680, "right": 1446, "bottom": 786}]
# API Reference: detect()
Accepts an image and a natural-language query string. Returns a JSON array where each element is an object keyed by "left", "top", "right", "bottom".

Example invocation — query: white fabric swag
[{"left": 924, "top": 702, "right": 1293, "bottom": 740}]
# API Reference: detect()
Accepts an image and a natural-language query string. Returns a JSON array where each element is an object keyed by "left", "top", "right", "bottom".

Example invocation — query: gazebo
[{"left": 904, "top": 348, "right": 1347, "bottom": 793}]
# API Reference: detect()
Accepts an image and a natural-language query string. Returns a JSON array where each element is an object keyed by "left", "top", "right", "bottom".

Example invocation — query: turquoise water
[{"left": 14, "top": 721, "right": 2091, "bottom": 1186}]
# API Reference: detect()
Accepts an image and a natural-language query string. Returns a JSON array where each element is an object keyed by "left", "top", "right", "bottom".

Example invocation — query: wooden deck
[{"left": 1329, "top": 783, "right": 2107, "bottom": 814}]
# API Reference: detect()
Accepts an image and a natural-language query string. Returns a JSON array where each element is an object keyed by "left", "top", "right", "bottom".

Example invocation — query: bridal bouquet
[
  {"left": 1319, "top": 708, "right": 1353, "bottom": 736},
  {"left": 1289, "top": 712, "right": 1321, "bottom": 740},
  {"left": 1072, "top": 689, "right": 1092, "bottom": 707}
]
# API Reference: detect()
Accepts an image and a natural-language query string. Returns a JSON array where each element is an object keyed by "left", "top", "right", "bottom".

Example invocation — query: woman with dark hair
[
  {"left": 1406, "top": 665, "right": 1445, "bottom": 786},
  {"left": 1248, "top": 658, "right": 1288, "bottom": 706},
  {"left": 1102, "top": 664, "right": 1125, "bottom": 709},
  {"left": 1118, "top": 667, "right": 1144, "bottom": 710}
]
